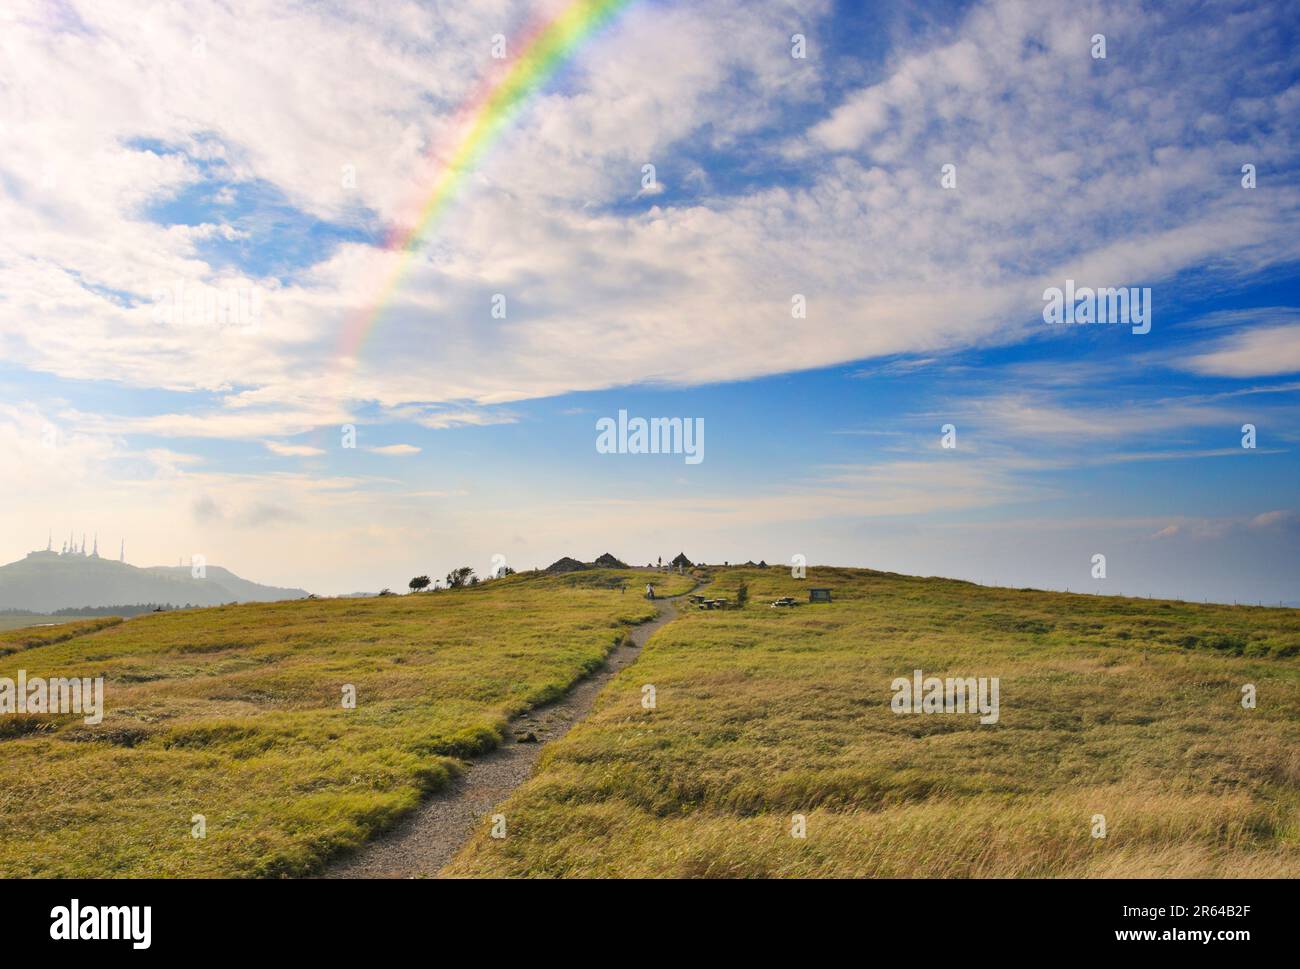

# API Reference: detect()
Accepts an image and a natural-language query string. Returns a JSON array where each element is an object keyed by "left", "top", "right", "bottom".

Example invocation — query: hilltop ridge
[{"left": 0, "top": 553, "right": 308, "bottom": 612}]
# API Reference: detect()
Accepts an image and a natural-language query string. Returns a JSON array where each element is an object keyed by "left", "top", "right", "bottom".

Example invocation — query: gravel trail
[{"left": 323, "top": 589, "right": 688, "bottom": 878}]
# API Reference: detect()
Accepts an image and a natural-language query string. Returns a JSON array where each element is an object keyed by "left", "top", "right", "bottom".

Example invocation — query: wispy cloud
[
  {"left": 397, "top": 408, "right": 519, "bottom": 431},
  {"left": 3, "top": 0, "right": 1297, "bottom": 419},
  {"left": 263, "top": 441, "right": 326, "bottom": 457},
  {"left": 1178, "top": 323, "right": 1300, "bottom": 378}
]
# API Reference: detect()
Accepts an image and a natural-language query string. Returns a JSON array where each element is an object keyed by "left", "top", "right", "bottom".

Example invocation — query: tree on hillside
[
  {"left": 445, "top": 566, "right": 475, "bottom": 588},
  {"left": 735, "top": 580, "right": 749, "bottom": 608},
  {"left": 409, "top": 575, "right": 431, "bottom": 593}
]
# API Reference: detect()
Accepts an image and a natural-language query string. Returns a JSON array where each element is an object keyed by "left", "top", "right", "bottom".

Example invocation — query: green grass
[
  {"left": 0, "top": 569, "right": 690, "bottom": 877},
  {"left": 444, "top": 567, "right": 1300, "bottom": 878}
]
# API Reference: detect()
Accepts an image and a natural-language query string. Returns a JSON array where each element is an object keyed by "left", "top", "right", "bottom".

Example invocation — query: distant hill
[{"left": 0, "top": 553, "right": 308, "bottom": 613}]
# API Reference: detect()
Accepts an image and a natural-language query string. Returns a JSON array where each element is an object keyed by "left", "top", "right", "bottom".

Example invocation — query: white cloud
[
  {"left": 1250, "top": 510, "right": 1299, "bottom": 530},
  {"left": 394, "top": 407, "right": 519, "bottom": 430},
  {"left": 71, "top": 402, "right": 354, "bottom": 440},
  {"left": 961, "top": 393, "right": 1239, "bottom": 441},
  {"left": 264, "top": 441, "right": 326, "bottom": 457},
  {"left": 1, "top": 0, "right": 1294, "bottom": 425},
  {"left": 1, "top": 0, "right": 1297, "bottom": 599},
  {"left": 370, "top": 444, "right": 421, "bottom": 456},
  {"left": 1179, "top": 323, "right": 1300, "bottom": 378}
]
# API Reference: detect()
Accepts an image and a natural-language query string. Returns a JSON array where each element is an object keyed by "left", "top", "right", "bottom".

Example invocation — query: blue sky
[{"left": 1, "top": 0, "right": 1297, "bottom": 601}]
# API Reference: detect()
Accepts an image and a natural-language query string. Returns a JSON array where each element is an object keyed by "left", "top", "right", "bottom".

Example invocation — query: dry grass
[
  {"left": 445, "top": 567, "right": 1300, "bottom": 877},
  {"left": 0, "top": 617, "right": 124, "bottom": 655},
  {"left": 0, "top": 569, "right": 688, "bottom": 877}
]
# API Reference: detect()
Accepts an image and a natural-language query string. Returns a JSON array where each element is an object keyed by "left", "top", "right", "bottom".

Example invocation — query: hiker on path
[{"left": 646, "top": 583, "right": 655, "bottom": 600}]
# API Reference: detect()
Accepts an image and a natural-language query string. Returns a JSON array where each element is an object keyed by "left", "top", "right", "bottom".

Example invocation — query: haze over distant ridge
[{"left": 0, "top": 549, "right": 307, "bottom": 613}]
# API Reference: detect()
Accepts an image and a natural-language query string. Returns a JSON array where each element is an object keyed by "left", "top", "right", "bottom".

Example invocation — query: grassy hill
[
  {"left": 0, "top": 569, "right": 691, "bottom": 877},
  {"left": 444, "top": 567, "right": 1300, "bottom": 877},
  {"left": 3, "top": 565, "right": 1295, "bottom": 878}
]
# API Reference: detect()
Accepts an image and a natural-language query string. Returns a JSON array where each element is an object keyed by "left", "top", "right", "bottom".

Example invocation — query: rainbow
[{"left": 335, "top": 0, "right": 634, "bottom": 368}]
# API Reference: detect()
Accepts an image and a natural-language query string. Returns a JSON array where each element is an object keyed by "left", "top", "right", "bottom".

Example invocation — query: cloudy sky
[{"left": 1, "top": 0, "right": 1297, "bottom": 601}]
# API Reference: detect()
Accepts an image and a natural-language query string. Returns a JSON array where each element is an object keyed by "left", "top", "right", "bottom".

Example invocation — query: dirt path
[{"left": 324, "top": 589, "right": 690, "bottom": 878}]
